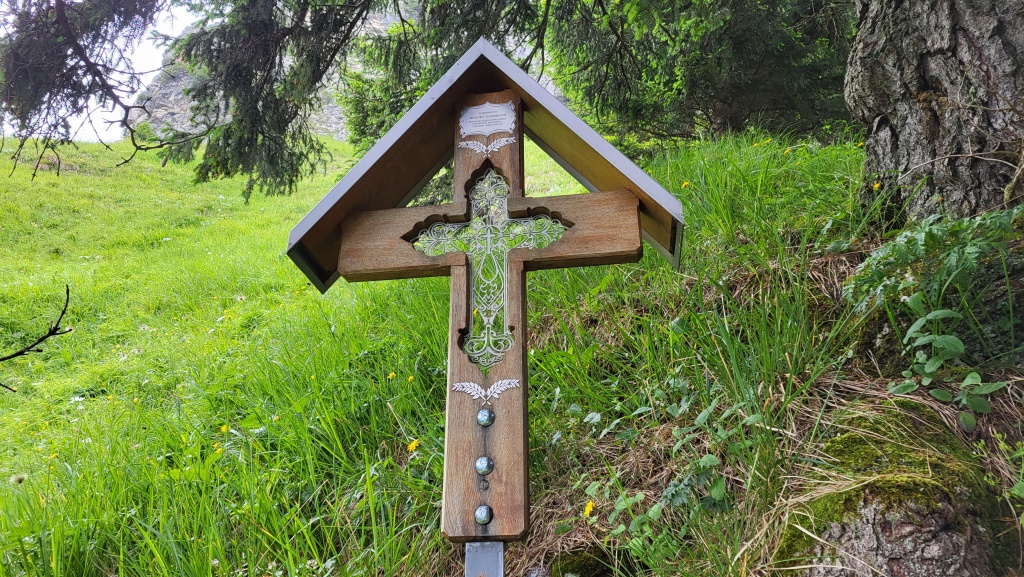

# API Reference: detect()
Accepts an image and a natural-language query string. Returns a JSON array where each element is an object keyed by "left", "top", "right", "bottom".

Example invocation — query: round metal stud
[
  {"left": 475, "top": 456, "right": 494, "bottom": 476},
  {"left": 476, "top": 408, "right": 495, "bottom": 427},
  {"left": 474, "top": 505, "right": 493, "bottom": 525}
]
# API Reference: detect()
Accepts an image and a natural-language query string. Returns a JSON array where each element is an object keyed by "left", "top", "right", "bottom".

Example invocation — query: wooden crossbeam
[{"left": 336, "top": 190, "right": 642, "bottom": 282}]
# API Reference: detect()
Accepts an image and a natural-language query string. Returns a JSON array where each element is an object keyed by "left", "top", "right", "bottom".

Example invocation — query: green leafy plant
[
  {"left": 887, "top": 292, "right": 1007, "bottom": 431},
  {"left": 887, "top": 292, "right": 964, "bottom": 392},
  {"left": 846, "top": 207, "right": 1022, "bottom": 433},
  {"left": 660, "top": 453, "right": 730, "bottom": 514},
  {"left": 845, "top": 206, "right": 1023, "bottom": 315}
]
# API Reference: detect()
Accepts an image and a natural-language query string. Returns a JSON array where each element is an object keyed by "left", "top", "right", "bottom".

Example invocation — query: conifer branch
[{"left": 1, "top": 286, "right": 73, "bottom": 393}]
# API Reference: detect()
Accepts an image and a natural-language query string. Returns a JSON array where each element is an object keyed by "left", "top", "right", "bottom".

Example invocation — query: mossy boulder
[
  {"left": 548, "top": 548, "right": 613, "bottom": 577},
  {"left": 775, "top": 400, "right": 1013, "bottom": 576}
]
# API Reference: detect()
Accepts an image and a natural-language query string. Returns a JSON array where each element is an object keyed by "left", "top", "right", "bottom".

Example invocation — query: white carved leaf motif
[
  {"left": 452, "top": 381, "right": 487, "bottom": 401},
  {"left": 457, "top": 140, "right": 488, "bottom": 155},
  {"left": 486, "top": 136, "right": 516, "bottom": 154},
  {"left": 451, "top": 378, "right": 521, "bottom": 406},
  {"left": 457, "top": 135, "right": 517, "bottom": 158}
]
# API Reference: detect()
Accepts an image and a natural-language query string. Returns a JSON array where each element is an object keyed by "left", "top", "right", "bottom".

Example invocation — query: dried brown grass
[{"left": 705, "top": 244, "right": 876, "bottom": 310}]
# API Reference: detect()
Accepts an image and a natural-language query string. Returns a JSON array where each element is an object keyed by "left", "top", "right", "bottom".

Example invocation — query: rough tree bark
[{"left": 845, "top": 0, "right": 1024, "bottom": 222}]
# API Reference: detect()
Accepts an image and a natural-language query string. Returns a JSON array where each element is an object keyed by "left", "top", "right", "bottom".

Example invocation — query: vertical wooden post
[{"left": 441, "top": 90, "right": 529, "bottom": 541}]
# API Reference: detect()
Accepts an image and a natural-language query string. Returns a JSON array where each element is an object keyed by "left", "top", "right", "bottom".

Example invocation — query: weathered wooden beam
[{"left": 336, "top": 190, "right": 641, "bottom": 282}]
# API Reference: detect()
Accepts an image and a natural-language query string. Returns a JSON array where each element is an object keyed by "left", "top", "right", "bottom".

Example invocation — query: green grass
[{"left": 0, "top": 134, "right": 867, "bottom": 576}]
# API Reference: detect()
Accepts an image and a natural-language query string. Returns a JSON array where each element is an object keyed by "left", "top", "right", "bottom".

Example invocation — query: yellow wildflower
[
  {"left": 48, "top": 453, "right": 57, "bottom": 460},
  {"left": 215, "top": 447, "right": 223, "bottom": 455},
  {"left": 783, "top": 148, "right": 791, "bottom": 155},
  {"left": 133, "top": 397, "right": 139, "bottom": 404},
  {"left": 873, "top": 182, "right": 881, "bottom": 190},
  {"left": 681, "top": 181, "right": 691, "bottom": 189},
  {"left": 310, "top": 374, "right": 316, "bottom": 381},
  {"left": 764, "top": 138, "right": 772, "bottom": 144},
  {"left": 752, "top": 142, "right": 759, "bottom": 147},
  {"left": 220, "top": 425, "right": 228, "bottom": 433},
  {"left": 407, "top": 439, "right": 420, "bottom": 452},
  {"left": 407, "top": 375, "right": 414, "bottom": 383},
  {"left": 583, "top": 500, "right": 595, "bottom": 517},
  {"left": 106, "top": 395, "right": 113, "bottom": 400},
  {"left": 388, "top": 372, "right": 396, "bottom": 380},
  {"left": 273, "top": 415, "right": 280, "bottom": 422},
  {"left": 858, "top": 142, "right": 864, "bottom": 147}
]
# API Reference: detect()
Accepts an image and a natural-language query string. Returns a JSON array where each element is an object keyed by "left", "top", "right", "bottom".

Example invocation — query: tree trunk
[{"left": 845, "top": 0, "right": 1024, "bottom": 222}]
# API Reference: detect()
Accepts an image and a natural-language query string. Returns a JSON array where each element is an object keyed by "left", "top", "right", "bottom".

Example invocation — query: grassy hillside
[{"left": 0, "top": 135, "right": 882, "bottom": 576}]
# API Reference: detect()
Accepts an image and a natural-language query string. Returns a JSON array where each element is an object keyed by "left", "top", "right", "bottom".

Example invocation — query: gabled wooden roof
[{"left": 288, "top": 38, "right": 685, "bottom": 293}]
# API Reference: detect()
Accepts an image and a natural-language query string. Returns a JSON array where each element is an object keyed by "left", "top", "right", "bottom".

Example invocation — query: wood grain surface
[
  {"left": 333, "top": 89, "right": 643, "bottom": 542},
  {"left": 440, "top": 259, "right": 530, "bottom": 541},
  {"left": 336, "top": 191, "right": 641, "bottom": 282},
  {"left": 442, "top": 91, "right": 529, "bottom": 540}
]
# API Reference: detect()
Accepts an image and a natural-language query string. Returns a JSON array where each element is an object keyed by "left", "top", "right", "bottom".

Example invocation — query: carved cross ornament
[{"left": 414, "top": 169, "right": 567, "bottom": 370}]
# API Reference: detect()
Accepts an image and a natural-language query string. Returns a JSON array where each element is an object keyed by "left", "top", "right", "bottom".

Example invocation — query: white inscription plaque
[{"left": 459, "top": 101, "right": 517, "bottom": 138}]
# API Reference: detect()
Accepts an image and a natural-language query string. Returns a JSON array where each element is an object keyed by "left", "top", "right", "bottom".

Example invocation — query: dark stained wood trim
[{"left": 288, "top": 38, "right": 683, "bottom": 293}]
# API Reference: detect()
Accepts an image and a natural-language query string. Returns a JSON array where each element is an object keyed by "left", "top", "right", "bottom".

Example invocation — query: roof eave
[{"left": 288, "top": 38, "right": 686, "bottom": 291}]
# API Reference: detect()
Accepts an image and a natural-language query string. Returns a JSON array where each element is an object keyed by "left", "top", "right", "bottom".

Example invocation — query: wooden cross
[
  {"left": 287, "top": 39, "right": 685, "bottom": 575},
  {"left": 335, "top": 89, "right": 643, "bottom": 541}
]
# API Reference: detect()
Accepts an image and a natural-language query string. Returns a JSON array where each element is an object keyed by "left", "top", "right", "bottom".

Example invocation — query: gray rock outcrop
[
  {"left": 128, "top": 65, "right": 348, "bottom": 141},
  {"left": 129, "top": 9, "right": 565, "bottom": 143}
]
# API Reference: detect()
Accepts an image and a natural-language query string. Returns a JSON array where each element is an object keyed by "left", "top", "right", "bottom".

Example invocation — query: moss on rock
[
  {"left": 775, "top": 400, "right": 1013, "bottom": 576},
  {"left": 549, "top": 548, "right": 613, "bottom": 577}
]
